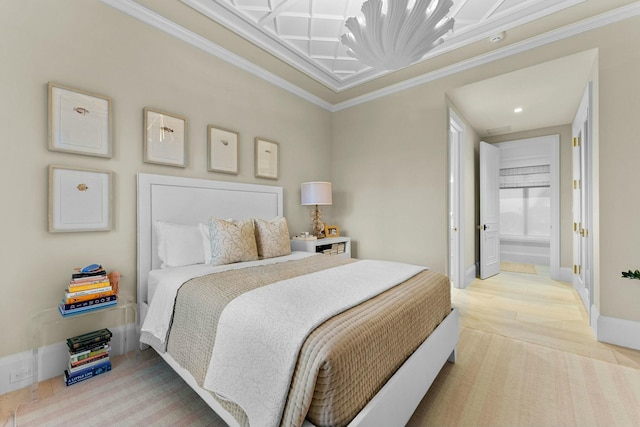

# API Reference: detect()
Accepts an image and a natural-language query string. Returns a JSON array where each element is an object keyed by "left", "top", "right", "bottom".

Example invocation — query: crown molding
[
  {"left": 330, "top": 2, "right": 640, "bottom": 112},
  {"left": 101, "top": 0, "right": 640, "bottom": 112},
  {"left": 100, "top": 0, "right": 333, "bottom": 111}
]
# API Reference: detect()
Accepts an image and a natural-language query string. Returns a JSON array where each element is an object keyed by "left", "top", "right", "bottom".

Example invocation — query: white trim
[
  {"left": 465, "top": 264, "right": 477, "bottom": 287},
  {"left": 100, "top": 0, "right": 640, "bottom": 111},
  {"left": 449, "top": 109, "right": 466, "bottom": 289},
  {"left": 494, "top": 135, "right": 560, "bottom": 280},
  {"left": 332, "top": 3, "right": 640, "bottom": 111},
  {"left": 99, "top": 0, "right": 332, "bottom": 111},
  {"left": 0, "top": 322, "right": 137, "bottom": 396},
  {"left": 560, "top": 267, "right": 573, "bottom": 283},
  {"left": 591, "top": 305, "right": 640, "bottom": 351}
]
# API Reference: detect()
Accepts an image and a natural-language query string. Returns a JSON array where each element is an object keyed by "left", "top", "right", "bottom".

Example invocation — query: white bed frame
[{"left": 137, "top": 173, "right": 458, "bottom": 427}]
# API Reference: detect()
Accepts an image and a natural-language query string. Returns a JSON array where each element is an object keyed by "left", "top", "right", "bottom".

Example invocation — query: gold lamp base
[{"left": 311, "top": 205, "right": 325, "bottom": 239}]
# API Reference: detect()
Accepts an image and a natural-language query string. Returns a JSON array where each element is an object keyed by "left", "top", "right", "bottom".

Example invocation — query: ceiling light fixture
[
  {"left": 489, "top": 31, "right": 506, "bottom": 43},
  {"left": 514, "top": 107, "right": 523, "bottom": 113},
  {"left": 341, "top": 0, "right": 455, "bottom": 71}
]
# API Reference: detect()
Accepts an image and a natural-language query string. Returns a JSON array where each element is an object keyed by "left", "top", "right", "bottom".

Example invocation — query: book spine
[
  {"left": 64, "top": 361, "right": 112, "bottom": 386},
  {"left": 67, "top": 328, "right": 113, "bottom": 349},
  {"left": 69, "top": 343, "right": 109, "bottom": 362},
  {"left": 69, "top": 338, "right": 111, "bottom": 353},
  {"left": 69, "top": 275, "right": 108, "bottom": 285},
  {"left": 60, "top": 300, "right": 117, "bottom": 318},
  {"left": 62, "top": 295, "right": 117, "bottom": 311},
  {"left": 64, "top": 290, "right": 115, "bottom": 304},
  {"left": 65, "top": 286, "right": 112, "bottom": 298},
  {"left": 70, "top": 351, "right": 109, "bottom": 367},
  {"left": 71, "top": 270, "right": 107, "bottom": 279},
  {"left": 67, "top": 280, "right": 111, "bottom": 292},
  {"left": 69, "top": 354, "right": 109, "bottom": 372}
]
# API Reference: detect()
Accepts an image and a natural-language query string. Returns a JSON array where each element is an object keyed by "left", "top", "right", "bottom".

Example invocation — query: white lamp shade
[{"left": 301, "top": 182, "right": 332, "bottom": 206}]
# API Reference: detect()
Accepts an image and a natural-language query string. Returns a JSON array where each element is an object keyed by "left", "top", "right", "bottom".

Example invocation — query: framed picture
[
  {"left": 325, "top": 225, "right": 340, "bottom": 237},
  {"left": 48, "top": 82, "right": 112, "bottom": 158},
  {"left": 255, "top": 138, "right": 279, "bottom": 179},
  {"left": 208, "top": 125, "right": 238, "bottom": 174},
  {"left": 48, "top": 165, "right": 113, "bottom": 232},
  {"left": 144, "top": 108, "right": 187, "bottom": 167}
]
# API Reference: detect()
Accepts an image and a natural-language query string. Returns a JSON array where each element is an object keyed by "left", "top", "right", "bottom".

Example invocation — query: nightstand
[
  {"left": 291, "top": 236, "right": 351, "bottom": 258},
  {"left": 28, "top": 298, "right": 137, "bottom": 401}
]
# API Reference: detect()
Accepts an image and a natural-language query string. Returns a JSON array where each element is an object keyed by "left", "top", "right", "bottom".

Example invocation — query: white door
[
  {"left": 572, "top": 83, "right": 593, "bottom": 315},
  {"left": 480, "top": 141, "right": 500, "bottom": 279},
  {"left": 449, "top": 111, "right": 465, "bottom": 288}
]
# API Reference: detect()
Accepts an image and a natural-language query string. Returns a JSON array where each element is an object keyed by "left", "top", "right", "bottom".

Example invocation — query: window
[{"left": 499, "top": 165, "right": 550, "bottom": 238}]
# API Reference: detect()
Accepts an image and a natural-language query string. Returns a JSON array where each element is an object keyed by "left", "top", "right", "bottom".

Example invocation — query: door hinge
[
  {"left": 573, "top": 137, "right": 581, "bottom": 147},
  {"left": 573, "top": 179, "right": 581, "bottom": 189},
  {"left": 574, "top": 265, "right": 582, "bottom": 274}
]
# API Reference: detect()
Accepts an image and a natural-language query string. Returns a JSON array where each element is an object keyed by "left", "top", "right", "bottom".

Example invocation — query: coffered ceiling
[
  {"left": 180, "top": 0, "right": 584, "bottom": 91},
  {"left": 103, "top": 0, "right": 640, "bottom": 134}
]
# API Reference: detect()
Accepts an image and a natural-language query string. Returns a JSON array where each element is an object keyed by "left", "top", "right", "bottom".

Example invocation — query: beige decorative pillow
[
  {"left": 254, "top": 217, "right": 292, "bottom": 259},
  {"left": 208, "top": 218, "right": 258, "bottom": 266}
]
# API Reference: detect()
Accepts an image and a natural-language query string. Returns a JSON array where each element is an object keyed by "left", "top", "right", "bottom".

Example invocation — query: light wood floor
[
  {"left": 453, "top": 267, "right": 640, "bottom": 369},
  {"left": 3, "top": 267, "right": 639, "bottom": 426}
]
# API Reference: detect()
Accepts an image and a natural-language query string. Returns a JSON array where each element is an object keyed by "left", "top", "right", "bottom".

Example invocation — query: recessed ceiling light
[{"left": 514, "top": 107, "right": 523, "bottom": 113}]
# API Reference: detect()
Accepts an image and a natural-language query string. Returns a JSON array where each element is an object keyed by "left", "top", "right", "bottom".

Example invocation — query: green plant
[{"left": 621, "top": 269, "right": 640, "bottom": 280}]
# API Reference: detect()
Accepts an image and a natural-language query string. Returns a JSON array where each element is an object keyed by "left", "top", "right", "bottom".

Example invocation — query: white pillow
[
  {"left": 199, "top": 223, "right": 212, "bottom": 264},
  {"left": 200, "top": 219, "right": 234, "bottom": 263},
  {"left": 154, "top": 221, "right": 205, "bottom": 269}
]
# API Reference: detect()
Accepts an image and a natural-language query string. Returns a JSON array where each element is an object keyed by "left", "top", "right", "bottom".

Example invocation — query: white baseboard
[
  {"left": 559, "top": 267, "right": 572, "bottom": 283},
  {"left": 464, "top": 265, "right": 477, "bottom": 288},
  {"left": 591, "top": 304, "right": 640, "bottom": 350},
  {"left": 0, "top": 322, "right": 137, "bottom": 395}
]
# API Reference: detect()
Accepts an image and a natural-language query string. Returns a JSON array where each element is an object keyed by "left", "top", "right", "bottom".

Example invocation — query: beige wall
[
  {"left": 0, "top": 0, "right": 332, "bottom": 358},
  {"left": 2, "top": 1, "right": 640, "bottom": 360},
  {"left": 332, "top": 16, "right": 640, "bottom": 324},
  {"left": 484, "top": 125, "right": 573, "bottom": 269}
]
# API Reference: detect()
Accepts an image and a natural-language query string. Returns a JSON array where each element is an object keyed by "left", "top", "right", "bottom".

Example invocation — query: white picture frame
[
  {"left": 208, "top": 125, "right": 238, "bottom": 174},
  {"left": 48, "top": 165, "right": 113, "bottom": 232},
  {"left": 255, "top": 137, "right": 279, "bottom": 180},
  {"left": 48, "top": 82, "right": 112, "bottom": 158},
  {"left": 144, "top": 108, "right": 187, "bottom": 167}
]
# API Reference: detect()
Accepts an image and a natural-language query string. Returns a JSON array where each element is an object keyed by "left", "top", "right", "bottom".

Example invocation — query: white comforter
[
  {"left": 140, "top": 252, "right": 315, "bottom": 352},
  {"left": 203, "top": 259, "right": 426, "bottom": 427}
]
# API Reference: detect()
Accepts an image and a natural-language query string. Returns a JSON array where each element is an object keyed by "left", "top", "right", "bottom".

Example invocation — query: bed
[{"left": 137, "top": 173, "right": 458, "bottom": 427}]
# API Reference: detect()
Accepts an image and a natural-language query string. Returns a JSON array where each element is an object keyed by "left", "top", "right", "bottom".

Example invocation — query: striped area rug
[{"left": 15, "top": 355, "right": 228, "bottom": 427}]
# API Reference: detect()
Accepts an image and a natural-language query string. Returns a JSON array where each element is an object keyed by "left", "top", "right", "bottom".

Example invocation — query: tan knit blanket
[{"left": 166, "top": 255, "right": 451, "bottom": 427}]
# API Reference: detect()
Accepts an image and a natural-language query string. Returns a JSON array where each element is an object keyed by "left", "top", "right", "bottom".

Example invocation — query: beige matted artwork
[
  {"left": 255, "top": 137, "right": 279, "bottom": 180},
  {"left": 208, "top": 125, "right": 238, "bottom": 174},
  {"left": 48, "top": 82, "right": 112, "bottom": 158},
  {"left": 48, "top": 165, "right": 113, "bottom": 232},
  {"left": 144, "top": 108, "right": 187, "bottom": 167}
]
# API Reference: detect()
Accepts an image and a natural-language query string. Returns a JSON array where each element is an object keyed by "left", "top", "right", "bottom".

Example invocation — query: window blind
[{"left": 500, "top": 165, "right": 550, "bottom": 189}]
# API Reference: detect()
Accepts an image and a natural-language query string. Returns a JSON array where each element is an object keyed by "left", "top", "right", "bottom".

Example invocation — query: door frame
[
  {"left": 495, "top": 135, "right": 560, "bottom": 280},
  {"left": 448, "top": 109, "right": 466, "bottom": 288},
  {"left": 572, "top": 82, "right": 594, "bottom": 319}
]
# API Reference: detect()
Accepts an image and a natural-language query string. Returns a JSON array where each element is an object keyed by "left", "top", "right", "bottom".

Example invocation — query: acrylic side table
[{"left": 28, "top": 298, "right": 137, "bottom": 401}]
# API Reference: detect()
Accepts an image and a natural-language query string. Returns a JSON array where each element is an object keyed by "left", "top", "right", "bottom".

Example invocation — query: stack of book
[
  {"left": 59, "top": 264, "right": 118, "bottom": 317},
  {"left": 64, "top": 328, "right": 112, "bottom": 386}
]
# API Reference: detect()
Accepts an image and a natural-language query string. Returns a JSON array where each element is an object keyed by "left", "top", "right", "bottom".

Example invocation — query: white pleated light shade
[{"left": 301, "top": 182, "right": 332, "bottom": 206}]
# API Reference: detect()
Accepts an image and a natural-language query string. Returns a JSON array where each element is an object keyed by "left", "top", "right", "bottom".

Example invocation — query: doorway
[{"left": 494, "top": 135, "right": 560, "bottom": 279}]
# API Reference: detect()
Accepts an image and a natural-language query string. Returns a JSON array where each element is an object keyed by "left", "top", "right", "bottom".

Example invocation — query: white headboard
[{"left": 136, "top": 173, "right": 283, "bottom": 319}]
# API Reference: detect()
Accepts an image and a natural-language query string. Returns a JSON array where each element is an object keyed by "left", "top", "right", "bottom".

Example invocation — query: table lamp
[{"left": 301, "top": 182, "right": 332, "bottom": 238}]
